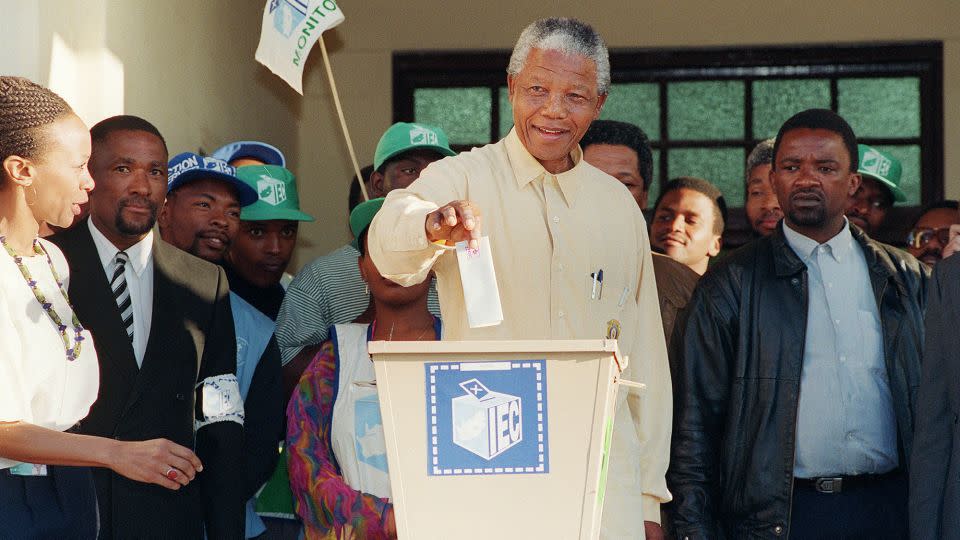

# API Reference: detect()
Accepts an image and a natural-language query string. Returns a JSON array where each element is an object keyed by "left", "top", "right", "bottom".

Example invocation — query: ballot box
[{"left": 368, "top": 339, "right": 629, "bottom": 540}]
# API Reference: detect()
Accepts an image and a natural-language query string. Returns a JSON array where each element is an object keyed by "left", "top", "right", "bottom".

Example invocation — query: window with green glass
[
  {"left": 600, "top": 83, "right": 660, "bottom": 139},
  {"left": 414, "top": 87, "right": 491, "bottom": 145},
  {"left": 649, "top": 149, "right": 661, "bottom": 203},
  {"left": 753, "top": 79, "right": 831, "bottom": 138},
  {"left": 498, "top": 87, "right": 513, "bottom": 138},
  {"left": 838, "top": 78, "right": 921, "bottom": 138},
  {"left": 668, "top": 81, "right": 744, "bottom": 140},
  {"left": 396, "top": 43, "right": 941, "bottom": 244},
  {"left": 668, "top": 148, "right": 746, "bottom": 203}
]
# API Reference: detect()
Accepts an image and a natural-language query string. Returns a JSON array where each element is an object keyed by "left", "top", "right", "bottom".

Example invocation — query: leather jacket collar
[{"left": 770, "top": 221, "right": 906, "bottom": 296}]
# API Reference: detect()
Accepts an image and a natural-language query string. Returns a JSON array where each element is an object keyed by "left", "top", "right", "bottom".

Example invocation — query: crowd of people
[{"left": 2, "top": 15, "right": 960, "bottom": 540}]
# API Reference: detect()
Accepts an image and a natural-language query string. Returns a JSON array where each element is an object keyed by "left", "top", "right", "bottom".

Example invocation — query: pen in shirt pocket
[{"left": 590, "top": 269, "right": 604, "bottom": 300}]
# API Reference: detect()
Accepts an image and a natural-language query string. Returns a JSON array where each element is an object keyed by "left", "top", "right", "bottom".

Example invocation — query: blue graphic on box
[{"left": 426, "top": 360, "right": 548, "bottom": 476}]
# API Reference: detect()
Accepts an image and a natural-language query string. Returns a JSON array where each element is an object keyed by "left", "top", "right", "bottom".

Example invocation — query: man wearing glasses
[{"left": 906, "top": 200, "right": 960, "bottom": 266}]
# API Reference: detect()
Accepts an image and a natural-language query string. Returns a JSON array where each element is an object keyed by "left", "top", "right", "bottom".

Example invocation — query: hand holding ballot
[{"left": 425, "top": 200, "right": 482, "bottom": 250}]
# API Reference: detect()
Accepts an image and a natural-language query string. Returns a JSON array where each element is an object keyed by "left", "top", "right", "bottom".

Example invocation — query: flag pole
[{"left": 318, "top": 34, "right": 369, "bottom": 202}]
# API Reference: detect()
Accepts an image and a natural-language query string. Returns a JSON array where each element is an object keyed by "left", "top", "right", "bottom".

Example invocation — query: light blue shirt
[
  {"left": 783, "top": 221, "right": 899, "bottom": 477},
  {"left": 230, "top": 293, "right": 274, "bottom": 539}
]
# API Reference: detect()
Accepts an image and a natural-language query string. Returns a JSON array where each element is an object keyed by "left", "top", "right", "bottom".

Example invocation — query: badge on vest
[
  {"left": 425, "top": 360, "right": 549, "bottom": 476},
  {"left": 9, "top": 462, "right": 48, "bottom": 476}
]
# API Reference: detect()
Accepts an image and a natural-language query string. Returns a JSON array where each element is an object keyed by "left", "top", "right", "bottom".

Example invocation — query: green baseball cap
[
  {"left": 858, "top": 144, "right": 905, "bottom": 203},
  {"left": 373, "top": 122, "right": 456, "bottom": 171},
  {"left": 349, "top": 197, "right": 386, "bottom": 250},
  {"left": 235, "top": 165, "right": 315, "bottom": 222}
]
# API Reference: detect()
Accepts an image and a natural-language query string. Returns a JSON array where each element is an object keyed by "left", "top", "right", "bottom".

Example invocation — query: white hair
[
  {"left": 507, "top": 18, "right": 611, "bottom": 95},
  {"left": 745, "top": 138, "right": 776, "bottom": 182}
]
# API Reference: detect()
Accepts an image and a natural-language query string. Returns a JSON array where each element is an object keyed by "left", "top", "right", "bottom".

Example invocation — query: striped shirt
[{"left": 275, "top": 244, "right": 440, "bottom": 365}]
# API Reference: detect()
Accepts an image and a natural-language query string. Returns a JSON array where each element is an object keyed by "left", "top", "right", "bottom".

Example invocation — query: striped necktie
[{"left": 111, "top": 251, "right": 134, "bottom": 342}]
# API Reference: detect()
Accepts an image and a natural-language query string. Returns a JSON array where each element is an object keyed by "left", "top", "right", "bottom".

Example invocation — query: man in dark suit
[
  {"left": 158, "top": 151, "right": 284, "bottom": 539},
  {"left": 910, "top": 252, "right": 960, "bottom": 539},
  {"left": 50, "top": 115, "right": 244, "bottom": 539}
]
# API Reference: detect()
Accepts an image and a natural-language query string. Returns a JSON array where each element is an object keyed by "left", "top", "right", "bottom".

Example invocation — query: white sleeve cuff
[{"left": 195, "top": 374, "right": 244, "bottom": 430}]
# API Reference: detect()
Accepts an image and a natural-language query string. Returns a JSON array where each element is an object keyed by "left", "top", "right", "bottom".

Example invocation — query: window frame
[{"left": 393, "top": 42, "right": 943, "bottom": 246}]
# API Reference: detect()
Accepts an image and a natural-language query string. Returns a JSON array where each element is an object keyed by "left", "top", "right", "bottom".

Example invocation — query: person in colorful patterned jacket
[{"left": 287, "top": 198, "right": 439, "bottom": 539}]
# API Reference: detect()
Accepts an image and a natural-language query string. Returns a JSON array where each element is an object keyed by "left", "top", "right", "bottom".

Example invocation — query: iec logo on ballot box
[{"left": 425, "top": 360, "right": 548, "bottom": 476}]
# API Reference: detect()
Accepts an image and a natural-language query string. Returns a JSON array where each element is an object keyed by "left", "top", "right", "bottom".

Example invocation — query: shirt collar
[
  {"left": 782, "top": 218, "right": 855, "bottom": 264},
  {"left": 88, "top": 218, "right": 154, "bottom": 276},
  {"left": 504, "top": 128, "right": 584, "bottom": 207}
]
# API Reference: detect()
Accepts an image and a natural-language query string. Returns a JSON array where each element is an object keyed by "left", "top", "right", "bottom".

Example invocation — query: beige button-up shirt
[{"left": 369, "top": 128, "right": 672, "bottom": 536}]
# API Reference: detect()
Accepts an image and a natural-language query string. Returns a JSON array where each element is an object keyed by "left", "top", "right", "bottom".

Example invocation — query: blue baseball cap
[
  {"left": 167, "top": 152, "right": 259, "bottom": 206},
  {"left": 211, "top": 140, "right": 286, "bottom": 167}
]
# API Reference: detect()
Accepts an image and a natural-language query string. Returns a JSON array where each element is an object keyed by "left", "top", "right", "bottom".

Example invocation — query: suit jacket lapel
[
  {"left": 63, "top": 222, "right": 140, "bottom": 388},
  {"left": 126, "top": 237, "right": 184, "bottom": 407}
]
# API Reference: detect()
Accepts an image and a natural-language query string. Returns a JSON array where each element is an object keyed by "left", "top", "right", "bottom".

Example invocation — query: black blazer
[
  {"left": 911, "top": 254, "right": 960, "bottom": 540},
  {"left": 50, "top": 221, "right": 243, "bottom": 540}
]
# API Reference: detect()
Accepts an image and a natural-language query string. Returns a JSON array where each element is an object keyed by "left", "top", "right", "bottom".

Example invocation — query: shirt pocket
[
  {"left": 584, "top": 270, "right": 632, "bottom": 341},
  {"left": 855, "top": 309, "right": 885, "bottom": 373}
]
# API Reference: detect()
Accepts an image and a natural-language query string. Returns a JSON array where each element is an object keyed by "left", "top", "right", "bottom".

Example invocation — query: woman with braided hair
[{"left": 0, "top": 77, "right": 203, "bottom": 539}]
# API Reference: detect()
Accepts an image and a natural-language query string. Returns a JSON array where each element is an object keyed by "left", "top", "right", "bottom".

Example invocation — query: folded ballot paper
[{"left": 455, "top": 236, "right": 504, "bottom": 328}]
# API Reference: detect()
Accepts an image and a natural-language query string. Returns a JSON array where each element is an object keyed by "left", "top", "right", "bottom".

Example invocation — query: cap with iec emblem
[
  {"left": 373, "top": 122, "right": 456, "bottom": 171},
  {"left": 235, "top": 165, "right": 315, "bottom": 222},
  {"left": 857, "top": 144, "right": 905, "bottom": 203}
]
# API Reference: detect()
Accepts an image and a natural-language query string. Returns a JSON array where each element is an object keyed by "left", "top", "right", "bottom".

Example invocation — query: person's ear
[
  {"left": 3, "top": 155, "right": 36, "bottom": 188},
  {"left": 594, "top": 93, "right": 608, "bottom": 120},
  {"left": 708, "top": 234, "right": 722, "bottom": 257},
  {"left": 357, "top": 254, "right": 369, "bottom": 283},
  {"left": 847, "top": 172, "right": 862, "bottom": 198},
  {"left": 157, "top": 198, "right": 172, "bottom": 231},
  {"left": 370, "top": 170, "right": 386, "bottom": 198}
]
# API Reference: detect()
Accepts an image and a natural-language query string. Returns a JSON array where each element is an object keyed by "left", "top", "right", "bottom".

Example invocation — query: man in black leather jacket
[{"left": 667, "top": 109, "right": 928, "bottom": 540}]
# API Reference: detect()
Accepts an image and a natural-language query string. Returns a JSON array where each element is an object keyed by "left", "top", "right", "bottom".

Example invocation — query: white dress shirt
[{"left": 88, "top": 219, "right": 154, "bottom": 367}]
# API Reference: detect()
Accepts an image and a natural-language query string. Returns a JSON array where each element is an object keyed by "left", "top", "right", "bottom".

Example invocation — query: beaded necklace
[{"left": 0, "top": 235, "right": 85, "bottom": 361}]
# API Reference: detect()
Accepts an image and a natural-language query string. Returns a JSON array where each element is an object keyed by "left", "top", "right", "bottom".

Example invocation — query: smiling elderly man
[{"left": 369, "top": 17, "right": 671, "bottom": 540}]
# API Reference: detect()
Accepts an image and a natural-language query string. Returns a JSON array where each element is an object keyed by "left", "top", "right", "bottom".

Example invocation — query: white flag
[{"left": 255, "top": 0, "right": 345, "bottom": 94}]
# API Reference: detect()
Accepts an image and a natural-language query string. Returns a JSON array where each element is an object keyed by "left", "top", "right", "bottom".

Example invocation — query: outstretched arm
[{"left": 367, "top": 158, "right": 470, "bottom": 287}]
